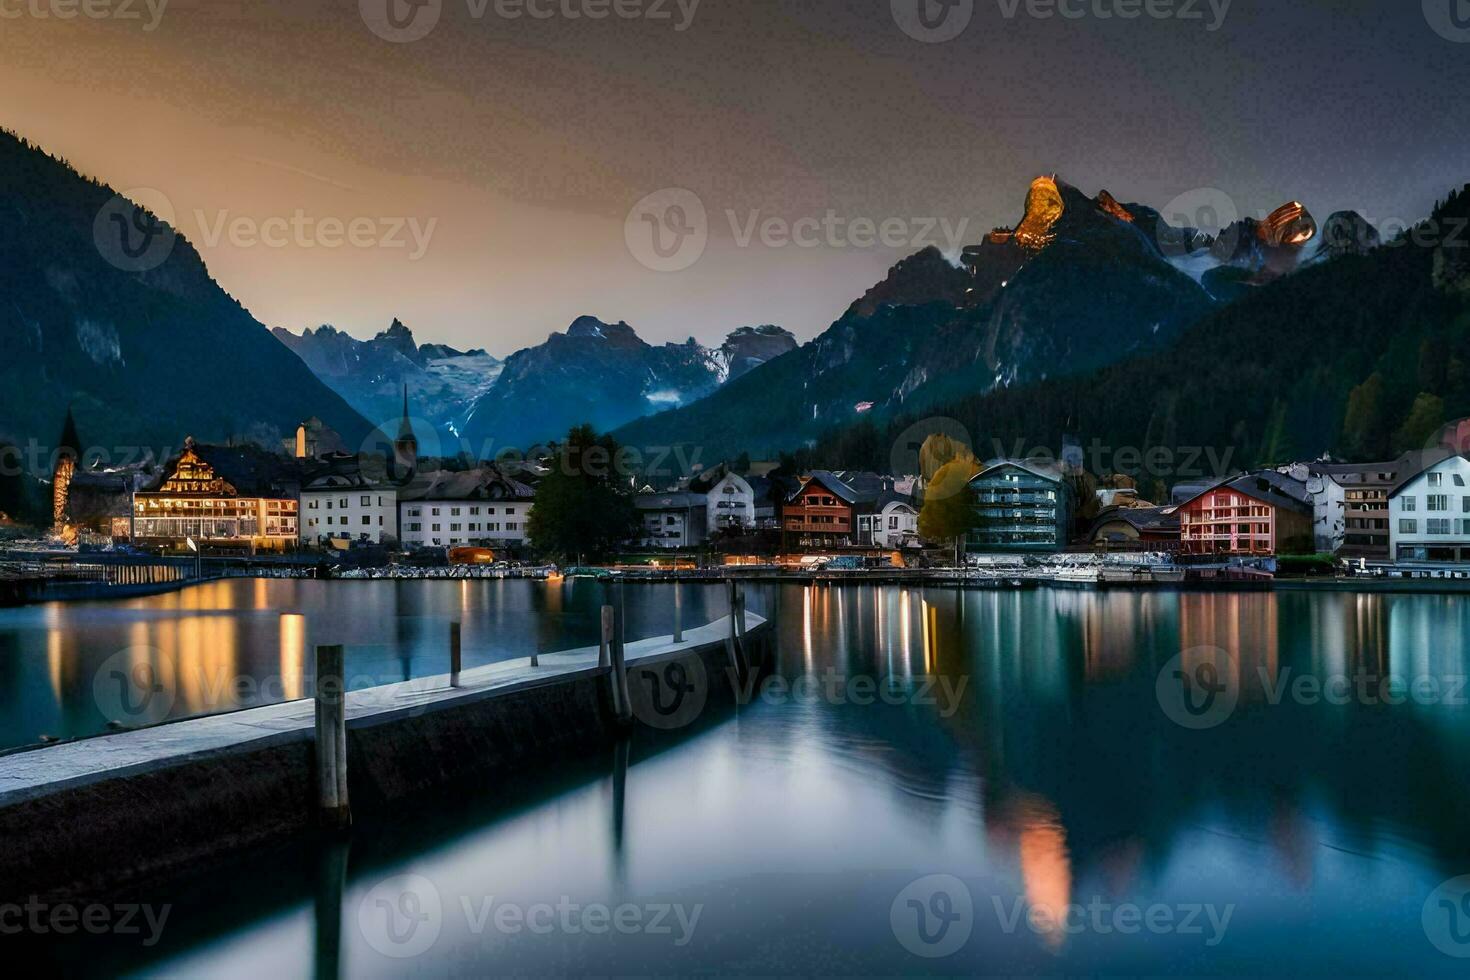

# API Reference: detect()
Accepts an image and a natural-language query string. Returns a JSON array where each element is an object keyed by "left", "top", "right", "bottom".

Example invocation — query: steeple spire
[{"left": 393, "top": 384, "right": 418, "bottom": 476}]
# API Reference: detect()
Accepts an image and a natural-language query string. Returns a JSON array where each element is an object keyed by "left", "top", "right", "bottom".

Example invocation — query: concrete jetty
[{"left": 0, "top": 610, "right": 773, "bottom": 902}]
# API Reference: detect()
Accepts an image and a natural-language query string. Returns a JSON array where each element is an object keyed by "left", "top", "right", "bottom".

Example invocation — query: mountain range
[{"left": 3, "top": 120, "right": 1465, "bottom": 526}]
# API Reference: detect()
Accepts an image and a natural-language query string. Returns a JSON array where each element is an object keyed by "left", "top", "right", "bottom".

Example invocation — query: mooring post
[
  {"left": 725, "top": 578, "right": 748, "bottom": 683},
  {"left": 599, "top": 604, "right": 614, "bottom": 668},
  {"left": 450, "top": 621, "right": 462, "bottom": 688},
  {"left": 314, "top": 644, "right": 351, "bottom": 830},
  {"left": 672, "top": 580, "right": 683, "bottom": 644},
  {"left": 610, "top": 579, "right": 632, "bottom": 723}
]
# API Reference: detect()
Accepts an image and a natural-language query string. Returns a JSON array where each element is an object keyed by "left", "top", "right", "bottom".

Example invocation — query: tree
[
  {"left": 1394, "top": 392, "right": 1446, "bottom": 452},
  {"left": 525, "top": 425, "right": 639, "bottom": 563},
  {"left": 918, "top": 454, "right": 981, "bottom": 565},
  {"left": 918, "top": 432, "right": 970, "bottom": 482}
]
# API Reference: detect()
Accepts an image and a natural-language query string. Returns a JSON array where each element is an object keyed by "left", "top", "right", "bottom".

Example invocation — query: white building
[
  {"left": 300, "top": 472, "right": 399, "bottom": 546},
  {"left": 1388, "top": 453, "right": 1470, "bottom": 562},
  {"left": 856, "top": 498, "right": 920, "bottom": 549},
  {"left": 398, "top": 467, "right": 535, "bottom": 552},
  {"left": 701, "top": 472, "right": 755, "bottom": 535},
  {"left": 634, "top": 492, "right": 707, "bottom": 549}
]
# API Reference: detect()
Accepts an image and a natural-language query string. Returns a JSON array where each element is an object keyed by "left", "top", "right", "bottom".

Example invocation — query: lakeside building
[
  {"left": 782, "top": 471, "right": 860, "bottom": 550},
  {"left": 855, "top": 497, "right": 920, "bottom": 549},
  {"left": 964, "top": 459, "right": 1073, "bottom": 553},
  {"left": 1175, "top": 471, "right": 1314, "bottom": 557},
  {"left": 1276, "top": 459, "right": 1399, "bottom": 558},
  {"left": 132, "top": 439, "right": 300, "bottom": 551},
  {"left": 398, "top": 466, "right": 535, "bottom": 552},
  {"left": 300, "top": 459, "right": 400, "bottom": 547},
  {"left": 634, "top": 492, "right": 708, "bottom": 549},
  {"left": 1087, "top": 505, "right": 1181, "bottom": 549},
  {"left": 1388, "top": 452, "right": 1470, "bottom": 562},
  {"left": 688, "top": 468, "right": 757, "bottom": 536}
]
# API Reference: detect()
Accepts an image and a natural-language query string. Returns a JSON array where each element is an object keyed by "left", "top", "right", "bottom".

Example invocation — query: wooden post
[
  {"left": 724, "top": 579, "right": 748, "bottom": 683},
  {"left": 672, "top": 581, "right": 683, "bottom": 643},
  {"left": 610, "top": 580, "right": 631, "bottom": 723},
  {"left": 450, "top": 622, "right": 462, "bottom": 688},
  {"left": 599, "top": 604, "right": 614, "bottom": 668},
  {"left": 314, "top": 645, "right": 351, "bottom": 830}
]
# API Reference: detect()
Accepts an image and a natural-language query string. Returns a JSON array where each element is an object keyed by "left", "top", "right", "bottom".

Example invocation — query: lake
[{"left": 13, "top": 581, "right": 1470, "bottom": 976}]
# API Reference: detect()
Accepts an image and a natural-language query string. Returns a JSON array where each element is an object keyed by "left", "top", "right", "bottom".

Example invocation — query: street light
[{"left": 186, "top": 535, "right": 201, "bottom": 580}]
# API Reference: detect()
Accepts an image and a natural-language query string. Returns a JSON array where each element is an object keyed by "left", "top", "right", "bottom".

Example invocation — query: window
[
  {"left": 506, "top": 507, "right": 516, "bottom": 515},
  {"left": 1402, "top": 497, "right": 1417, "bottom": 512},
  {"left": 451, "top": 507, "right": 461, "bottom": 516},
  {"left": 1400, "top": 519, "right": 1418, "bottom": 534},
  {"left": 339, "top": 498, "right": 348, "bottom": 508},
  {"left": 361, "top": 516, "right": 371, "bottom": 526},
  {"left": 432, "top": 507, "right": 440, "bottom": 516},
  {"left": 308, "top": 500, "right": 319, "bottom": 509},
  {"left": 1456, "top": 475, "right": 1466, "bottom": 487},
  {"left": 408, "top": 508, "right": 421, "bottom": 517},
  {"left": 326, "top": 500, "right": 333, "bottom": 510},
  {"left": 506, "top": 522, "right": 518, "bottom": 531},
  {"left": 1428, "top": 495, "right": 1449, "bottom": 511},
  {"left": 1428, "top": 519, "right": 1451, "bottom": 535},
  {"left": 1429, "top": 473, "right": 1443, "bottom": 488},
  {"left": 432, "top": 523, "right": 441, "bottom": 532},
  {"left": 470, "top": 507, "right": 480, "bottom": 515},
  {"left": 889, "top": 516, "right": 899, "bottom": 529},
  {"left": 450, "top": 523, "right": 462, "bottom": 532},
  {"left": 361, "top": 495, "right": 371, "bottom": 507}
]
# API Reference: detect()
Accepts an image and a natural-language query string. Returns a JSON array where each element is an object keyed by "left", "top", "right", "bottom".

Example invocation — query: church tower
[
  {"left": 393, "top": 385, "right": 418, "bottom": 476},
  {"left": 52, "top": 407, "right": 82, "bottom": 543}
]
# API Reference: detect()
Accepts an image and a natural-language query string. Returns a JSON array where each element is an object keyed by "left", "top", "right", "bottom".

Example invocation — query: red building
[
  {"left": 1176, "top": 472, "right": 1314, "bottom": 557},
  {"left": 782, "top": 471, "right": 858, "bottom": 550}
]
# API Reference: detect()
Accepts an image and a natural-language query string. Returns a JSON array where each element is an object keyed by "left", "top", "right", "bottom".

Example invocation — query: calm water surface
[{"left": 16, "top": 581, "right": 1470, "bottom": 976}]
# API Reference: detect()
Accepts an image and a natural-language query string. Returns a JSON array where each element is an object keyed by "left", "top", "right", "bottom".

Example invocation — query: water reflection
[{"left": 13, "top": 583, "right": 1470, "bottom": 977}]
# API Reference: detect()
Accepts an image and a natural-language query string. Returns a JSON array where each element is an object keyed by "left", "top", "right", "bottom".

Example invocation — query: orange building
[
  {"left": 782, "top": 471, "right": 858, "bottom": 550},
  {"left": 1176, "top": 472, "right": 1314, "bottom": 557}
]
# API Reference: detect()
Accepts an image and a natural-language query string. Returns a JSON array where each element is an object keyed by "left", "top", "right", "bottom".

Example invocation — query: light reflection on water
[{"left": 10, "top": 582, "right": 1470, "bottom": 976}]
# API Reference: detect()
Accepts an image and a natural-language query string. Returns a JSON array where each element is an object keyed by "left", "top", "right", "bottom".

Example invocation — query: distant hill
[
  {"left": 272, "top": 319, "right": 502, "bottom": 437},
  {"left": 453, "top": 317, "right": 795, "bottom": 450},
  {"left": 0, "top": 130, "right": 372, "bottom": 478},
  {"left": 616, "top": 177, "right": 1218, "bottom": 459}
]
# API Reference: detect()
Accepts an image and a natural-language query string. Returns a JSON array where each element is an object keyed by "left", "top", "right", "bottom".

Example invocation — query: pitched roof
[
  {"left": 398, "top": 466, "right": 534, "bottom": 502},
  {"left": 1176, "top": 470, "right": 1314, "bottom": 514},
  {"left": 1388, "top": 450, "right": 1469, "bottom": 497},
  {"left": 973, "top": 457, "right": 1067, "bottom": 484},
  {"left": 634, "top": 492, "right": 706, "bottom": 510},
  {"left": 1092, "top": 505, "right": 1181, "bottom": 534},
  {"left": 789, "top": 470, "right": 860, "bottom": 505}
]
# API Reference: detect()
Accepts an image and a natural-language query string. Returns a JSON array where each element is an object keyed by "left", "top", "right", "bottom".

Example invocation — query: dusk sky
[{"left": 3, "top": 0, "right": 1467, "bottom": 355}]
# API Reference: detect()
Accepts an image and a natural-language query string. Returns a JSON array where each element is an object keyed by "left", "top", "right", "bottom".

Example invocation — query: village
[{"left": 20, "top": 397, "right": 1470, "bottom": 591}]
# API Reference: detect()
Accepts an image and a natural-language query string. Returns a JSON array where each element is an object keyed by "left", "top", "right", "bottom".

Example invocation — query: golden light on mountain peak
[{"left": 1015, "top": 175, "right": 1064, "bottom": 252}]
